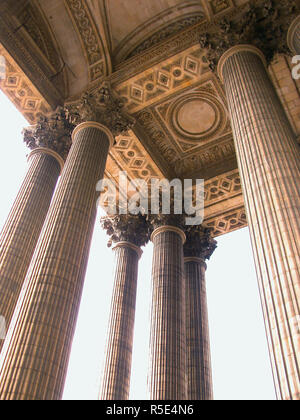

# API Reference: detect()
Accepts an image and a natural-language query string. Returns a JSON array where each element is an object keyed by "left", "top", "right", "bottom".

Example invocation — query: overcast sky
[{"left": 0, "top": 90, "right": 276, "bottom": 400}]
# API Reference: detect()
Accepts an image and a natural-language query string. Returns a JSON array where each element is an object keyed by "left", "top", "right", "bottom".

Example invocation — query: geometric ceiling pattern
[{"left": 1, "top": 0, "right": 300, "bottom": 237}]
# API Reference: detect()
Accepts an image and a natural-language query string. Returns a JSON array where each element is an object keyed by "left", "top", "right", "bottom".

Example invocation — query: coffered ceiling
[{"left": 0, "top": 0, "right": 299, "bottom": 237}]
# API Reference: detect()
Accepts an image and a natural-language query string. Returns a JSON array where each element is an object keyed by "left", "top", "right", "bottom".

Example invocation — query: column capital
[
  {"left": 101, "top": 213, "right": 150, "bottom": 249},
  {"left": 287, "top": 15, "right": 300, "bottom": 54},
  {"left": 72, "top": 122, "right": 115, "bottom": 150},
  {"left": 27, "top": 147, "right": 65, "bottom": 173},
  {"left": 151, "top": 225, "right": 186, "bottom": 244},
  {"left": 184, "top": 225, "right": 217, "bottom": 261},
  {"left": 217, "top": 45, "right": 267, "bottom": 82},
  {"left": 184, "top": 256, "right": 206, "bottom": 265},
  {"left": 65, "top": 81, "right": 135, "bottom": 138},
  {"left": 199, "top": 0, "right": 300, "bottom": 71},
  {"left": 23, "top": 107, "right": 74, "bottom": 163},
  {"left": 112, "top": 241, "right": 143, "bottom": 259},
  {"left": 147, "top": 198, "right": 186, "bottom": 235}
]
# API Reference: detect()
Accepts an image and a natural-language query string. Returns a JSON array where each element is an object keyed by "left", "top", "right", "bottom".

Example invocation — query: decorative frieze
[
  {"left": 0, "top": 44, "right": 52, "bottom": 124},
  {"left": 204, "top": 207, "right": 248, "bottom": 237},
  {"left": 64, "top": 0, "right": 109, "bottom": 82},
  {"left": 127, "top": 14, "right": 206, "bottom": 60}
]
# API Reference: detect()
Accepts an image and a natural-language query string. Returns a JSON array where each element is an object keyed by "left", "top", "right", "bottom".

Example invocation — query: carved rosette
[
  {"left": 66, "top": 81, "right": 135, "bottom": 137},
  {"left": 184, "top": 225, "right": 217, "bottom": 260},
  {"left": 23, "top": 107, "right": 75, "bottom": 161},
  {"left": 199, "top": 0, "right": 300, "bottom": 70},
  {"left": 101, "top": 214, "right": 150, "bottom": 248}
]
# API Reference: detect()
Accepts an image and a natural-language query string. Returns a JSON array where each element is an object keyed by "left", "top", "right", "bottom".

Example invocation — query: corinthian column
[
  {"left": 0, "top": 83, "right": 134, "bottom": 400},
  {"left": 0, "top": 108, "right": 73, "bottom": 352},
  {"left": 184, "top": 227, "right": 217, "bottom": 401},
  {"left": 217, "top": 45, "right": 300, "bottom": 401},
  {"left": 200, "top": 2, "right": 300, "bottom": 400},
  {"left": 288, "top": 15, "right": 300, "bottom": 54},
  {"left": 99, "top": 214, "right": 150, "bottom": 400},
  {"left": 148, "top": 214, "right": 187, "bottom": 400}
]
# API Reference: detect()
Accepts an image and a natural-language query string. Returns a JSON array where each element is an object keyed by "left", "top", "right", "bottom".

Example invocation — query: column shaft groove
[
  {"left": 294, "top": 24, "right": 300, "bottom": 54},
  {"left": 0, "top": 126, "right": 110, "bottom": 400},
  {"left": 222, "top": 50, "right": 300, "bottom": 400},
  {"left": 185, "top": 260, "right": 213, "bottom": 400},
  {"left": 0, "top": 152, "right": 60, "bottom": 352},
  {"left": 149, "top": 230, "right": 187, "bottom": 400},
  {"left": 100, "top": 245, "right": 139, "bottom": 400}
]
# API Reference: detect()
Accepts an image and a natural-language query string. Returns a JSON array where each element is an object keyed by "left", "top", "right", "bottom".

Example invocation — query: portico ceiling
[
  {"left": 101, "top": 0, "right": 206, "bottom": 63},
  {"left": 0, "top": 0, "right": 299, "bottom": 237}
]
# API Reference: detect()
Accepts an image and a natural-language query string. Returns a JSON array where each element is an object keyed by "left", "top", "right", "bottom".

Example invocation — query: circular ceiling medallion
[
  {"left": 169, "top": 94, "right": 223, "bottom": 141},
  {"left": 177, "top": 100, "right": 216, "bottom": 135}
]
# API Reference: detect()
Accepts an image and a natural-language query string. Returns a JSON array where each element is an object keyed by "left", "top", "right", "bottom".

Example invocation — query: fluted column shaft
[
  {"left": 149, "top": 226, "right": 187, "bottom": 400},
  {"left": 100, "top": 242, "right": 141, "bottom": 400},
  {"left": 0, "top": 149, "right": 61, "bottom": 352},
  {"left": 288, "top": 15, "right": 300, "bottom": 55},
  {"left": 219, "top": 46, "right": 300, "bottom": 400},
  {"left": 185, "top": 257, "right": 213, "bottom": 400},
  {"left": 0, "top": 123, "right": 112, "bottom": 400}
]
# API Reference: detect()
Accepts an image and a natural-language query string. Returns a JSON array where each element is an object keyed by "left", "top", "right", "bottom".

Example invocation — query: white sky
[{"left": 0, "top": 90, "right": 276, "bottom": 400}]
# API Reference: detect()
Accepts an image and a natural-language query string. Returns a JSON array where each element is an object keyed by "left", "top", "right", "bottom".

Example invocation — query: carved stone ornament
[
  {"left": 66, "top": 81, "right": 136, "bottom": 136},
  {"left": 23, "top": 107, "right": 75, "bottom": 161},
  {"left": 101, "top": 214, "right": 151, "bottom": 248},
  {"left": 184, "top": 225, "right": 217, "bottom": 260},
  {"left": 199, "top": 0, "right": 300, "bottom": 70}
]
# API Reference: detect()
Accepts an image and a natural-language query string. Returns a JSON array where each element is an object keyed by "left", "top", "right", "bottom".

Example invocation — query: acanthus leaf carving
[
  {"left": 199, "top": 0, "right": 300, "bottom": 70},
  {"left": 184, "top": 225, "right": 217, "bottom": 260},
  {"left": 66, "top": 82, "right": 135, "bottom": 136},
  {"left": 23, "top": 107, "right": 75, "bottom": 160},
  {"left": 101, "top": 214, "right": 151, "bottom": 248}
]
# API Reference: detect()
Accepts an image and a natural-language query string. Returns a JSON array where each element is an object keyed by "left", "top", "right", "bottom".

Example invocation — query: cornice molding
[
  {"left": 0, "top": 13, "right": 64, "bottom": 108},
  {"left": 109, "top": 4, "right": 248, "bottom": 85},
  {"left": 0, "top": 44, "right": 53, "bottom": 124},
  {"left": 64, "top": 0, "right": 111, "bottom": 83}
]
